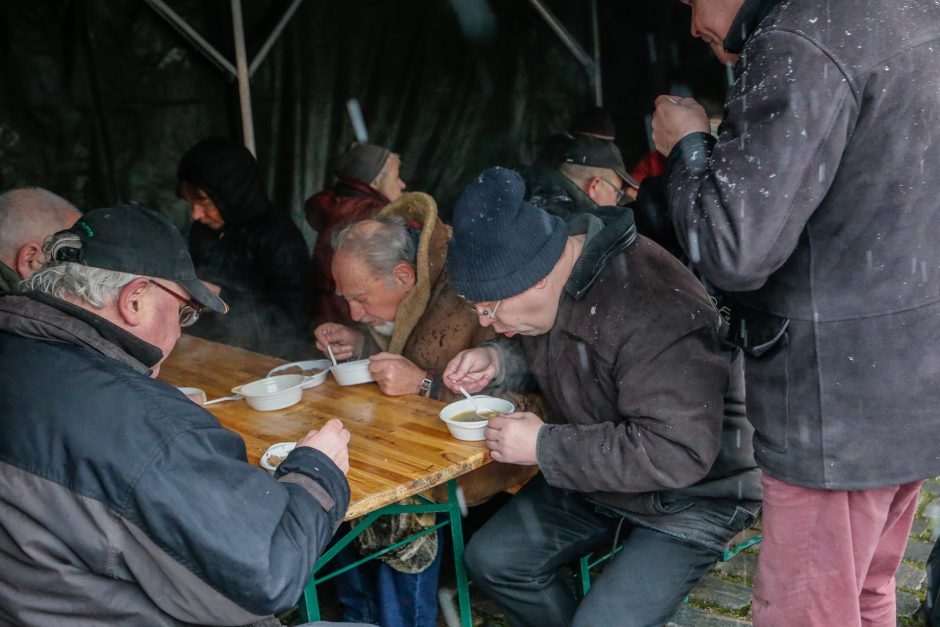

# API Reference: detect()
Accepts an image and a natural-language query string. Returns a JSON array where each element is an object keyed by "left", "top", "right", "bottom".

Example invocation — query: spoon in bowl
[
  {"left": 326, "top": 343, "right": 339, "bottom": 367},
  {"left": 459, "top": 386, "right": 484, "bottom": 418}
]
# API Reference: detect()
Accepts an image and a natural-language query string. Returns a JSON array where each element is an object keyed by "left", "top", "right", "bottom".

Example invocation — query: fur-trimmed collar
[{"left": 370, "top": 192, "right": 450, "bottom": 354}]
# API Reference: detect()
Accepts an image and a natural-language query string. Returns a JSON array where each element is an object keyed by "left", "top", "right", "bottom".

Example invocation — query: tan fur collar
[{"left": 369, "top": 192, "right": 448, "bottom": 354}]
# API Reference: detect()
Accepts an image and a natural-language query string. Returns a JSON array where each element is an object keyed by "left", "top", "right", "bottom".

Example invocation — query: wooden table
[{"left": 159, "top": 334, "right": 487, "bottom": 625}]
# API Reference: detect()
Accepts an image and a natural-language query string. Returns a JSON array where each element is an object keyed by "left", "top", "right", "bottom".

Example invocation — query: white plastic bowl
[
  {"left": 176, "top": 386, "right": 206, "bottom": 405},
  {"left": 267, "top": 359, "right": 331, "bottom": 389},
  {"left": 260, "top": 441, "right": 296, "bottom": 474},
  {"left": 439, "top": 396, "right": 515, "bottom": 441},
  {"left": 233, "top": 374, "right": 305, "bottom": 411},
  {"left": 330, "top": 359, "right": 375, "bottom": 386}
]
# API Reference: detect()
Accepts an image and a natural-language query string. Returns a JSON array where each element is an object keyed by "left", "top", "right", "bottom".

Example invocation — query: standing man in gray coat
[{"left": 653, "top": 0, "right": 940, "bottom": 624}]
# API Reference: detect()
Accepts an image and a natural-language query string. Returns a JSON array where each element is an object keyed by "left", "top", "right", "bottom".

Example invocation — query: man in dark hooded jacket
[
  {"left": 652, "top": 0, "right": 940, "bottom": 624},
  {"left": 177, "top": 137, "right": 312, "bottom": 360}
]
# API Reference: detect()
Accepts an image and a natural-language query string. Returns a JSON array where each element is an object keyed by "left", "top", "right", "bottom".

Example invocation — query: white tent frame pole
[
  {"left": 590, "top": 0, "right": 602, "bottom": 105},
  {"left": 249, "top": 0, "right": 305, "bottom": 77},
  {"left": 146, "top": 0, "right": 307, "bottom": 154},
  {"left": 528, "top": 0, "right": 593, "bottom": 67},
  {"left": 230, "top": 0, "right": 256, "bottom": 155},
  {"left": 145, "top": 0, "right": 237, "bottom": 78}
]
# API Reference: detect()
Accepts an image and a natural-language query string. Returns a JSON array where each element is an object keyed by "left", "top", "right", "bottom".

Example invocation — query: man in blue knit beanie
[{"left": 443, "top": 166, "right": 761, "bottom": 627}]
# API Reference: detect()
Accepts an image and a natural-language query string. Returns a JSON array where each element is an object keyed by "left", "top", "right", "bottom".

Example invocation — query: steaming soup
[{"left": 449, "top": 409, "right": 500, "bottom": 423}]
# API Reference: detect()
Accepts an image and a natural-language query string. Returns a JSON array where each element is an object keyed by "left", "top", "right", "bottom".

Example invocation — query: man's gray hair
[
  {"left": 26, "top": 232, "right": 139, "bottom": 309},
  {"left": 0, "top": 188, "right": 81, "bottom": 264},
  {"left": 332, "top": 214, "right": 417, "bottom": 281}
]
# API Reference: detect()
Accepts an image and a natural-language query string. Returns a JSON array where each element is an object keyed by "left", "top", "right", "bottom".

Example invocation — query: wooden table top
[{"left": 159, "top": 334, "right": 491, "bottom": 520}]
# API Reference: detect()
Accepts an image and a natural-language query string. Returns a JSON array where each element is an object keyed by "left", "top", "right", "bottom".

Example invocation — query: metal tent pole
[
  {"left": 590, "top": 0, "right": 602, "bottom": 105},
  {"left": 527, "top": 0, "right": 594, "bottom": 69},
  {"left": 230, "top": 0, "right": 256, "bottom": 155},
  {"left": 145, "top": 0, "right": 237, "bottom": 78},
  {"left": 249, "top": 0, "right": 305, "bottom": 77}
]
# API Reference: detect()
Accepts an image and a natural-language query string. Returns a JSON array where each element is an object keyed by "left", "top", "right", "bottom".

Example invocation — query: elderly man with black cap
[
  {"left": 443, "top": 167, "right": 761, "bottom": 627},
  {"left": 0, "top": 204, "right": 360, "bottom": 626},
  {"left": 305, "top": 142, "right": 406, "bottom": 325},
  {"left": 523, "top": 134, "right": 639, "bottom": 223}
]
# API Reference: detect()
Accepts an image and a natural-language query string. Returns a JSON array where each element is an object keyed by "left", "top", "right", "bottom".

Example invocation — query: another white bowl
[
  {"left": 267, "top": 359, "right": 331, "bottom": 389},
  {"left": 260, "top": 441, "right": 296, "bottom": 474},
  {"left": 176, "top": 386, "right": 206, "bottom": 405},
  {"left": 233, "top": 374, "right": 305, "bottom": 411},
  {"left": 330, "top": 359, "right": 375, "bottom": 386},
  {"left": 439, "top": 396, "right": 515, "bottom": 441}
]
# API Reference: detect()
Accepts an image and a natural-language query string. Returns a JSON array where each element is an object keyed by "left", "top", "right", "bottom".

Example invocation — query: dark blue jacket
[{"left": 0, "top": 292, "right": 348, "bottom": 625}]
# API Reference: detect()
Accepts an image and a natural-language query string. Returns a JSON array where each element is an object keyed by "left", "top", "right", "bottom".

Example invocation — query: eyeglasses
[
  {"left": 468, "top": 300, "right": 501, "bottom": 320},
  {"left": 148, "top": 280, "right": 202, "bottom": 327},
  {"left": 597, "top": 177, "right": 626, "bottom": 204}
]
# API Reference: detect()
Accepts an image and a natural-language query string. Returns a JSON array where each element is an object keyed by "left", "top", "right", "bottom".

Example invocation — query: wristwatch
[{"left": 417, "top": 372, "right": 433, "bottom": 397}]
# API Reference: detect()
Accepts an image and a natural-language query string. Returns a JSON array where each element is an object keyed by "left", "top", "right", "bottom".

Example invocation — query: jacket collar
[
  {"left": 0, "top": 261, "right": 21, "bottom": 294},
  {"left": 723, "top": 0, "right": 783, "bottom": 55},
  {"left": 564, "top": 210, "right": 638, "bottom": 300},
  {"left": 0, "top": 291, "right": 164, "bottom": 375},
  {"left": 336, "top": 177, "right": 390, "bottom": 204}
]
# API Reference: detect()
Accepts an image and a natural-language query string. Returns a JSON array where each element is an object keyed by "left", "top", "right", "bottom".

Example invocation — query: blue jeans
[
  {"left": 332, "top": 530, "right": 443, "bottom": 627},
  {"left": 464, "top": 474, "right": 720, "bottom": 627}
]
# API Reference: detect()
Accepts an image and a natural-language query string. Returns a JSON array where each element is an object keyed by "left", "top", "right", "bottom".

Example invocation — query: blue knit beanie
[{"left": 447, "top": 167, "right": 569, "bottom": 301}]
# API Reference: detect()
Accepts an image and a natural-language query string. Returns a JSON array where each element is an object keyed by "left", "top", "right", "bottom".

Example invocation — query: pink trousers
[{"left": 752, "top": 474, "right": 922, "bottom": 627}]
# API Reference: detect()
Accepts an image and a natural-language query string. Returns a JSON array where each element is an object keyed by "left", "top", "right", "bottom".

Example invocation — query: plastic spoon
[
  {"left": 459, "top": 386, "right": 484, "bottom": 418},
  {"left": 326, "top": 343, "right": 339, "bottom": 367},
  {"left": 203, "top": 394, "right": 244, "bottom": 406}
]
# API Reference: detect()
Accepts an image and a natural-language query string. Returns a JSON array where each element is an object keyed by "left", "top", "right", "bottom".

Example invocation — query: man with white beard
[
  {"left": 315, "top": 191, "right": 497, "bottom": 401},
  {"left": 312, "top": 191, "right": 537, "bottom": 627}
]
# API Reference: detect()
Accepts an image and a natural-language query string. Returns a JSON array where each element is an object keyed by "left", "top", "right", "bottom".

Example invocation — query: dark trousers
[{"left": 464, "top": 475, "right": 720, "bottom": 627}]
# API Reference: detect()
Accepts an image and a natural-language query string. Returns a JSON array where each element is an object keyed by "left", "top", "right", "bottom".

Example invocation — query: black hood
[{"left": 177, "top": 137, "right": 273, "bottom": 227}]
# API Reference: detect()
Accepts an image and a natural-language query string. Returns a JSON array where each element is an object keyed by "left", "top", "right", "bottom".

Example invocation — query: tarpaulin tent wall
[{"left": 0, "top": 0, "right": 726, "bottom": 231}]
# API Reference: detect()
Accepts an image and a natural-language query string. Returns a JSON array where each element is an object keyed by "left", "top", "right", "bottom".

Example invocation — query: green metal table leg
[
  {"left": 447, "top": 479, "right": 472, "bottom": 627},
  {"left": 577, "top": 553, "right": 592, "bottom": 598},
  {"left": 299, "top": 577, "right": 321, "bottom": 622},
  {"left": 297, "top": 479, "right": 471, "bottom": 624}
]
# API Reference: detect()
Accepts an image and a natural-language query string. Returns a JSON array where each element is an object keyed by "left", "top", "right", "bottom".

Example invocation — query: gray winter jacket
[
  {"left": 0, "top": 292, "right": 349, "bottom": 625},
  {"left": 492, "top": 213, "right": 761, "bottom": 551},
  {"left": 667, "top": 0, "right": 940, "bottom": 488}
]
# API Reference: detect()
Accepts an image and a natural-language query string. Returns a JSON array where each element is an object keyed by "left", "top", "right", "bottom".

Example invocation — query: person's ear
[
  {"left": 14, "top": 242, "right": 45, "bottom": 279},
  {"left": 585, "top": 177, "right": 604, "bottom": 204},
  {"left": 393, "top": 262, "right": 416, "bottom": 290},
  {"left": 533, "top": 277, "right": 549, "bottom": 290},
  {"left": 116, "top": 278, "right": 152, "bottom": 327}
]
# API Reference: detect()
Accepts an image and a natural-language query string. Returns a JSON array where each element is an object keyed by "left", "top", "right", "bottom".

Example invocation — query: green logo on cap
[{"left": 77, "top": 221, "right": 94, "bottom": 238}]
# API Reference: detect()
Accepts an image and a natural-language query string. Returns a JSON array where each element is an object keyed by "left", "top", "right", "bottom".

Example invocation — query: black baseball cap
[
  {"left": 55, "top": 203, "right": 228, "bottom": 314},
  {"left": 561, "top": 135, "right": 639, "bottom": 189}
]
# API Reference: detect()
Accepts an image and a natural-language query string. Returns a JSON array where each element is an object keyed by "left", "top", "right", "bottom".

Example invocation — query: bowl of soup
[
  {"left": 268, "top": 359, "right": 331, "bottom": 389},
  {"left": 233, "top": 374, "right": 305, "bottom": 411},
  {"left": 439, "top": 396, "right": 515, "bottom": 441},
  {"left": 261, "top": 441, "right": 296, "bottom": 474},
  {"left": 330, "top": 359, "right": 375, "bottom": 386}
]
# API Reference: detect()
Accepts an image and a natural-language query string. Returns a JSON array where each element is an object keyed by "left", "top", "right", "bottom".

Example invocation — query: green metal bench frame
[
  {"left": 298, "top": 478, "right": 471, "bottom": 626},
  {"left": 576, "top": 534, "right": 763, "bottom": 598}
]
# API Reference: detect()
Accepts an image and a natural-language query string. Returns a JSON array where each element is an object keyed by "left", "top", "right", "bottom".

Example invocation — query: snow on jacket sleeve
[
  {"left": 667, "top": 28, "right": 856, "bottom": 292},
  {"left": 536, "top": 323, "right": 729, "bottom": 495},
  {"left": 125, "top": 410, "right": 349, "bottom": 621}
]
